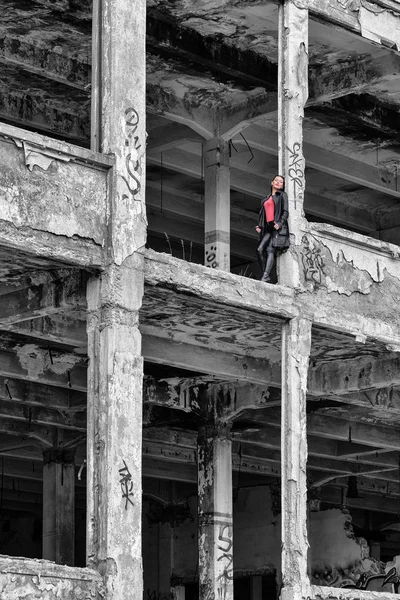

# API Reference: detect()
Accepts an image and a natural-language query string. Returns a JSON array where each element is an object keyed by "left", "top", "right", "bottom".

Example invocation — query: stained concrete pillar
[
  {"left": 42, "top": 447, "right": 75, "bottom": 566},
  {"left": 87, "top": 0, "right": 146, "bottom": 598},
  {"left": 198, "top": 422, "right": 233, "bottom": 600},
  {"left": 277, "top": 0, "right": 309, "bottom": 287},
  {"left": 281, "top": 317, "right": 312, "bottom": 600},
  {"left": 86, "top": 267, "right": 144, "bottom": 598},
  {"left": 204, "top": 138, "right": 230, "bottom": 272}
]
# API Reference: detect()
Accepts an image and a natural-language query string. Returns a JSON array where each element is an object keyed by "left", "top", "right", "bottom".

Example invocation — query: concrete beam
[
  {"left": 0, "top": 375, "right": 85, "bottom": 410},
  {"left": 242, "top": 408, "right": 400, "bottom": 451},
  {"left": 146, "top": 148, "right": 261, "bottom": 197},
  {"left": 147, "top": 122, "right": 201, "bottom": 153},
  {"left": 1, "top": 315, "right": 87, "bottom": 348},
  {"left": 0, "top": 398, "right": 86, "bottom": 432},
  {"left": 0, "top": 33, "right": 90, "bottom": 91},
  {"left": 308, "top": 353, "right": 400, "bottom": 396},
  {"left": 0, "top": 418, "right": 81, "bottom": 448},
  {"left": 142, "top": 336, "right": 281, "bottom": 386},
  {"left": 237, "top": 429, "right": 393, "bottom": 467},
  {"left": 309, "top": 52, "right": 400, "bottom": 103},
  {"left": 240, "top": 123, "right": 400, "bottom": 199},
  {"left": 0, "top": 273, "right": 86, "bottom": 325},
  {"left": 0, "top": 73, "right": 89, "bottom": 145},
  {"left": 145, "top": 377, "right": 280, "bottom": 418}
]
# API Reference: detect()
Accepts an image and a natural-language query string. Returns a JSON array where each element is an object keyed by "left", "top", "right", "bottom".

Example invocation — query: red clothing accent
[{"left": 264, "top": 196, "right": 275, "bottom": 223}]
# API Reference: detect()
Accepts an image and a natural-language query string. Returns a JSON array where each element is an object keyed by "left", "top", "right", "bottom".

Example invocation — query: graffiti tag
[
  {"left": 119, "top": 459, "right": 134, "bottom": 509},
  {"left": 122, "top": 107, "right": 142, "bottom": 199},
  {"left": 287, "top": 141, "right": 304, "bottom": 199}
]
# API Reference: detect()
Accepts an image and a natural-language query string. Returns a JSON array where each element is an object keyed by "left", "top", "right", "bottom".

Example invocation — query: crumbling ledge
[
  {"left": 0, "top": 555, "right": 103, "bottom": 599},
  {"left": 144, "top": 248, "right": 297, "bottom": 319},
  {"left": 310, "top": 584, "right": 399, "bottom": 600}
]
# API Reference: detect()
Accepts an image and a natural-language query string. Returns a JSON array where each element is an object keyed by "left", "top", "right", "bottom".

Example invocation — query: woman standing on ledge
[{"left": 255, "top": 174, "right": 289, "bottom": 283}]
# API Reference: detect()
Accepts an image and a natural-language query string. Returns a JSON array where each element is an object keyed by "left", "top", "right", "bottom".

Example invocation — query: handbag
[{"left": 272, "top": 223, "right": 290, "bottom": 249}]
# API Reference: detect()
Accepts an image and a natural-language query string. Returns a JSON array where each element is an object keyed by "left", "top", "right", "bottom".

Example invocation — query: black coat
[{"left": 258, "top": 191, "right": 290, "bottom": 249}]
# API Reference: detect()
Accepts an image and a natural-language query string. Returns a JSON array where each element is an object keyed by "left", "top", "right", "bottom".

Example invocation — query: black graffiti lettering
[
  {"left": 119, "top": 459, "right": 134, "bottom": 509},
  {"left": 287, "top": 141, "right": 304, "bottom": 197},
  {"left": 217, "top": 524, "right": 233, "bottom": 581},
  {"left": 217, "top": 524, "right": 233, "bottom": 553},
  {"left": 123, "top": 107, "right": 142, "bottom": 198}
]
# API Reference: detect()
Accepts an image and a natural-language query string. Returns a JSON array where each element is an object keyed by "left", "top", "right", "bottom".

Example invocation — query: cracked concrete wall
[
  {"left": 0, "top": 556, "right": 102, "bottom": 600},
  {"left": 0, "top": 132, "right": 108, "bottom": 247},
  {"left": 299, "top": 224, "right": 400, "bottom": 330}
]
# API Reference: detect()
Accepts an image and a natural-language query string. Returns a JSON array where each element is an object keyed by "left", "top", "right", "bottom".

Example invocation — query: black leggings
[{"left": 257, "top": 231, "right": 275, "bottom": 279}]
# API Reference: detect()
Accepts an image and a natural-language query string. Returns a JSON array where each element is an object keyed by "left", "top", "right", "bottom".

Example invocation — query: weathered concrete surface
[
  {"left": 281, "top": 317, "right": 312, "bottom": 600},
  {"left": 144, "top": 249, "right": 297, "bottom": 319},
  {"left": 86, "top": 261, "right": 144, "bottom": 600},
  {"left": 310, "top": 585, "right": 400, "bottom": 600},
  {"left": 0, "top": 556, "right": 102, "bottom": 600},
  {"left": 0, "top": 123, "right": 110, "bottom": 246},
  {"left": 309, "top": 0, "right": 400, "bottom": 50},
  {"left": 91, "top": 0, "right": 147, "bottom": 265},
  {"left": 146, "top": 53, "right": 276, "bottom": 139},
  {"left": 298, "top": 223, "right": 400, "bottom": 340},
  {"left": 198, "top": 421, "right": 233, "bottom": 600},
  {"left": 87, "top": 1, "right": 147, "bottom": 598}
]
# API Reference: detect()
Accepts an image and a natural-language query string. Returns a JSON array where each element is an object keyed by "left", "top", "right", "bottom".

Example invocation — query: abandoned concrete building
[{"left": 1, "top": 0, "right": 400, "bottom": 599}]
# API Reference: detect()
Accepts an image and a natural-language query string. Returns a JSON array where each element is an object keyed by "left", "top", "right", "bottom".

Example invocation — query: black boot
[{"left": 261, "top": 252, "right": 274, "bottom": 283}]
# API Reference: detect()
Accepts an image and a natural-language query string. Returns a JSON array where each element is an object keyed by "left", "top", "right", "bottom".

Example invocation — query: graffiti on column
[
  {"left": 122, "top": 107, "right": 142, "bottom": 199},
  {"left": 301, "top": 235, "right": 325, "bottom": 284},
  {"left": 287, "top": 141, "right": 304, "bottom": 199},
  {"left": 119, "top": 459, "right": 134, "bottom": 509},
  {"left": 216, "top": 523, "right": 233, "bottom": 583},
  {"left": 205, "top": 245, "right": 219, "bottom": 269}
]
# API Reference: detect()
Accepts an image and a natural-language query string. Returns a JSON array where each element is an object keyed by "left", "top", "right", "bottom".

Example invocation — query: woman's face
[{"left": 272, "top": 176, "right": 284, "bottom": 190}]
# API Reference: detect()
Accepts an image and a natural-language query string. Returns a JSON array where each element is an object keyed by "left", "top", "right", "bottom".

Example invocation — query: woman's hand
[
  {"left": 255, "top": 226, "right": 261, "bottom": 233},
  {"left": 273, "top": 222, "right": 280, "bottom": 230}
]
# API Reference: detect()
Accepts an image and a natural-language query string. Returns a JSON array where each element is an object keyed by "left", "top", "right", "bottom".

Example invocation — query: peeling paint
[{"left": 15, "top": 343, "right": 82, "bottom": 379}]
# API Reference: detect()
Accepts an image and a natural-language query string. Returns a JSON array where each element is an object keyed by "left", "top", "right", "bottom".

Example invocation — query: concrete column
[
  {"left": 277, "top": 0, "right": 309, "bottom": 287},
  {"left": 204, "top": 138, "right": 230, "bottom": 272},
  {"left": 86, "top": 266, "right": 144, "bottom": 600},
  {"left": 281, "top": 317, "right": 312, "bottom": 600},
  {"left": 91, "top": 0, "right": 147, "bottom": 264},
  {"left": 198, "top": 423, "right": 233, "bottom": 600},
  {"left": 42, "top": 447, "right": 75, "bottom": 566},
  {"left": 88, "top": 0, "right": 146, "bottom": 598}
]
